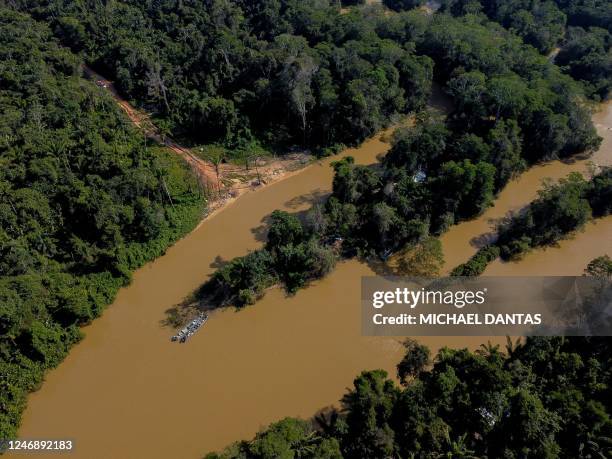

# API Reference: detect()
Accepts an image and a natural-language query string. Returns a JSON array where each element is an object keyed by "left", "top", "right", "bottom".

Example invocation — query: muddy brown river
[
  {"left": 14, "top": 103, "right": 611, "bottom": 459},
  {"left": 440, "top": 102, "right": 612, "bottom": 272}
]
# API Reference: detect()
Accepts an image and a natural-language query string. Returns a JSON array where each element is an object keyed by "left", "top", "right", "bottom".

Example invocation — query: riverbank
[
  {"left": 440, "top": 101, "right": 612, "bottom": 272},
  {"left": 488, "top": 100, "right": 612, "bottom": 271},
  {"left": 12, "top": 126, "right": 401, "bottom": 459},
  {"left": 84, "top": 64, "right": 316, "bottom": 228},
  {"left": 10, "top": 79, "right": 442, "bottom": 457},
  {"left": 13, "top": 101, "right": 611, "bottom": 459},
  {"left": 193, "top": 153, "right": 313, "bottom": 230}
]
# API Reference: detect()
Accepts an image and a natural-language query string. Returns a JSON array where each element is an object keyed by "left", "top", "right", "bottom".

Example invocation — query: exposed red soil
[{"left": 82, "top": 65, "right": 309, "bottom": 213}]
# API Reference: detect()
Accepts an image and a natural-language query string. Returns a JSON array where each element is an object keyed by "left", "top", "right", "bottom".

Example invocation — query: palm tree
[
  {"left": 435, "top": 433, "right": 479, "bottom": 458},
  {"left": 476, "top": 341, "right": 500, "bottom": 358},
  {"left": 505, "top": 336, "right": 523, "bottom": 358},
  {"left": 314, "top": 408, "right": 340, "bottom": 437},
  {"left": 292, "top": 430, "right": 321, "bottom": 458}
]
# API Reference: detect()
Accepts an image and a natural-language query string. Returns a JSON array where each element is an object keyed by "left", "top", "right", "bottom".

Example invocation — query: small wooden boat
[{"left": 170, "top": 312, "right": 208, "bottom": 343}]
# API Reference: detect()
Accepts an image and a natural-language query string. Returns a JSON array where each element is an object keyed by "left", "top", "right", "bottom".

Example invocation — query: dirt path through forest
[{"left": 82, "top": 65, "right": 310, "bottom": 217}]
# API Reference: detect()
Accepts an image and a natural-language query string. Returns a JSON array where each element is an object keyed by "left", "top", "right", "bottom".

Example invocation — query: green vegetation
[
  {"left": 443, "top": 0, "right": 567, "bottom": 54},
  {"left": 437, "top": 0, "right": 611, "bottom": 99},
  {"left": 206, "top": 417, "right": 342, "bottom": 459},
  {"left": 558, "top": 0, "right": 612, "bottom": 31},
  {"left": 383, "top": 0, "right": 427, "bottom": 12},
  {"left": 206, "top": 335, "right": 612, "bottom": 458},
  {"left": 556, "top": 25, "right": 612, "bottom": 100},
  {"left": 0, "top": 8, "right": 205, "bottom": 438},
  {"left": 497, "top": 169, "right": 611, "bottom": 260},
  {"left": 450, "top": 169, "right": 611, "bottom": 274},
  {"left": 4, "top": 0, "right": 609, "bottom": 445},
  {"left": 16, "top": 0, "right": 434, "bottom": 154},
  {"left": 201, "top": 210, "right": 335, "bottom": 306},
  {"left": 585, "top": 254, "right": 612, "bottom": 278},
  {"left": 204, "top": 5, "right": 602, "bottom": 306},
  {"left": 396, "top": 338, "right": 430, "bottom": 385},
  {"left": 450, "top": 245, "right": 500, "bottom": 276},
  {"left": 392, "top": 236, "right": 444, "bottom": 277}
]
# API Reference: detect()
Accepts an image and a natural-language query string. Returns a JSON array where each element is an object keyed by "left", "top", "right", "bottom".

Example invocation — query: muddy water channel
[
  {"left": 483, "top": 102, "right": 612, "bottom": 275},
  {"left": 13, "top": 129, "right": 407, "bottom": 459},
  {"left": 15, "top": 103, "right": 611, "bottom": 459},
  {"left": 441, "top": 102, "right": 612, "bottom": 273}
]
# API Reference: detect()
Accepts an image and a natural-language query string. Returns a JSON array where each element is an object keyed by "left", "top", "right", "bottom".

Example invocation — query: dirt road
[{"left": 82, "top": 65, "right": 308, "bottom": 211}]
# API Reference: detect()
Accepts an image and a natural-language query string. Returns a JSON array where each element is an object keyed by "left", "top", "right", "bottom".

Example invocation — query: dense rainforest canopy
[
  {"left": 206, "top": 335, "right": 612, "bottom": 459},
  {"left": 15, "top": 0, "right": 434, "bottom": 154},
  {"left": 431, "top": 0, "right": 612, "bottom": 100},
  {"left": 15, "top": 0, "right": 610, "bottom": 153},
  {"left": 0, "top": 8, "right": 204, "bottom": 438}
]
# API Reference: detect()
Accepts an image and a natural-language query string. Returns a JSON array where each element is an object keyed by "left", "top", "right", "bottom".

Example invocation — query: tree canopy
[
  {"left": 497, "top": 169, "right": 611, "bottom": 260},
  {"left": 437, "top": 0, "right": 611, "bottom": 99},
  {"left": 202, "top": 6, "right": 603, "bottom": 307},
  {"left": 16, "top": 0, "right": 434, "bottom": 154},
  {"left": 3, "top": 0, "right": 610, "bottom": 444},
  {"left": 451, "top": 168, "right": 611, "bottom": 274}
]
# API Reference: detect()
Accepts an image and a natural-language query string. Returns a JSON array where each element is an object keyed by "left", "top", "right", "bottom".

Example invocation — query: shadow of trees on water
[
  {"left": 162, "top": 201, "right": 330, "bottom": 328},
  {"left": 161, "top": 276, "right": 239, "bottom": 328},
  {"left": 470, "top": 230, "right": 498, "bottom": 249},
  {"left": 283, "top": 189, "right": 329, "bottom": 209}
]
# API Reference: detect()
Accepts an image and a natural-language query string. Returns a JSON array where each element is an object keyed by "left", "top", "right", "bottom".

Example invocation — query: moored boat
[{"left": 170, "top": 312, "right": 208, "bottom": 343}]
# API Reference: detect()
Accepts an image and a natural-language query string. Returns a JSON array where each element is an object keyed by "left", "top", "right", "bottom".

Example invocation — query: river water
[
  {"left": 14, "top": 103, "right": 611, "bottom": 458},
  {"left": 441, "top": 102, "right": 612, "bottom": 272},
  {"left": 483, "top": 103, "right": 612, "bottom": 274}
]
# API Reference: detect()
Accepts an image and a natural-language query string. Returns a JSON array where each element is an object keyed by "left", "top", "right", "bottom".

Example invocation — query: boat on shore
[{"left": 171, "top": 312, "right": 208, "bottom": 343}]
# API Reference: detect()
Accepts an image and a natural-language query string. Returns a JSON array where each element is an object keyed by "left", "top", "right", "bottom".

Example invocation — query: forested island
[
  {"left": 452, "top": 168, "right": 612, "bottom": 276},
  {"left": 1, "top": 0, "right": 611, "bottom": 449},
  {"left": 206, "top": 332, "right": 612, "bottom": 458}
]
